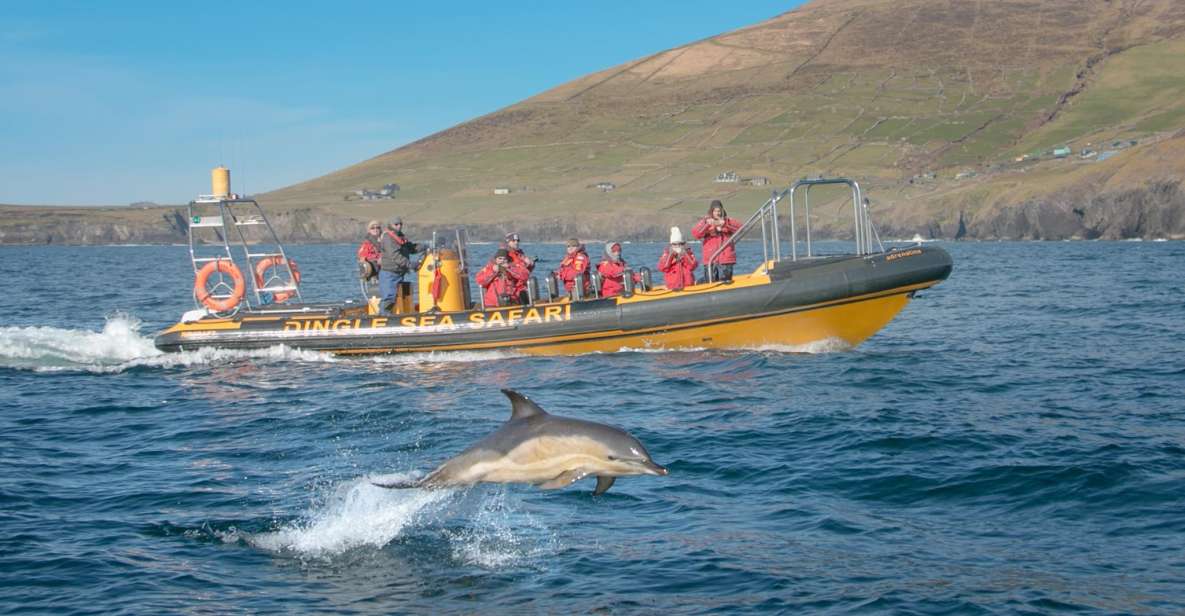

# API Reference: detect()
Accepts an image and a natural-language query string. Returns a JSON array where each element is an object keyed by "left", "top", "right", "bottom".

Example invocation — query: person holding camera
[
  {"left": 476, "top": 248, "right": 530, "bottom": 308},
  {"left": 505, "top": 232, "right": 536, "bottom": 303},
  {"left": 691, "top": 199, "right": 742, "bottom": 282},
  {"left": 657, "top": 227, "right": 697, "bottom": 291}
]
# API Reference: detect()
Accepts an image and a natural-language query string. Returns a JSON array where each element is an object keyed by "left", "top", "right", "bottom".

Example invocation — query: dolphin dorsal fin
[{"left": 501, "top": 389, "right": 548, "bottom": 421}]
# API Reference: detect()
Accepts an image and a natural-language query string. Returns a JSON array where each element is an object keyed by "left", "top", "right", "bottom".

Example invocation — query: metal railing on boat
[{"left": 704, "top": 177, "right": 885, "bottom": 282}]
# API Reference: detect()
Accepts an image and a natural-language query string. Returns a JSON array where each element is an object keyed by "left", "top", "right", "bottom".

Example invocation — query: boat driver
[{"left": 379, "top": 217, "right": 422, "bottom": 314}]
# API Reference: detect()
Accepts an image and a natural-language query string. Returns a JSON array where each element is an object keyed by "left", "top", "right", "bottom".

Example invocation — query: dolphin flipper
[
  {"left": 537, "top": 469, "right": 589, "bottom": 490},
  {"left": 593, "top": 476, "right": 616, "bottom": 496}
]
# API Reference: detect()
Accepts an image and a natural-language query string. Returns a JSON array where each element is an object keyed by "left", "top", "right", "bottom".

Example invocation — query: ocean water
[{"left": 1, "top": 240, "right": 1183, "bottom": 614}]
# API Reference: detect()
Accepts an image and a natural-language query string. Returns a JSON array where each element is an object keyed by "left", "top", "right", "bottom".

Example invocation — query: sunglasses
[{"left": 369, "top": 225, "right": 380, "bottom": 229}]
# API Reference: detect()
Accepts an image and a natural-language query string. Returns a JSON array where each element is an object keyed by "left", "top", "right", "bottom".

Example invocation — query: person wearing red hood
[
  {"left": 556, "top": 238, "right": 591, "bottom": 295},
  {"left": 691, "top": 199, "right": 742, "bottom": 282},
  {"left": 657, "top": 227, "right": 697, "bottom": 291},
  {"left": 597, "top": 241, "right": 641, "bottom": 298},
  {"left": 476, "top": 248, "right": 529, "bottom": 308}
]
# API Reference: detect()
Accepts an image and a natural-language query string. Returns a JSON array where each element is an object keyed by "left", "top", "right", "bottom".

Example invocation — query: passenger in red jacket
[
  {"left": 505, "top": 232, "right": 535, "bottom": 303},
  {"left": 596, "top": 241, "right": 641, "bottom": 298},
  {"left": 356, "top": 220, "right": 383, "bottom": 281},
  {"left": 691, "top": 200, "right": 742, "bottom": 282},
  {"left": 556, "top": 238, "right": 591, "bottom": 296},
  {"left": 475, "top": 249, "right": 529, "bottom": 307},
  {"left": 657, "top": 227, "right": 697, "bottom": 291}
]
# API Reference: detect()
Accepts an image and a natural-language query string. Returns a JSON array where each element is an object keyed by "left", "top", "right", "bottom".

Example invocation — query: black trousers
[{"left": 701, "top": 263, "right": 733, "bottom": 283}]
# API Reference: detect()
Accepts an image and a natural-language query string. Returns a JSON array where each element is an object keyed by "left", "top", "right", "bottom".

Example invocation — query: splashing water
[
  {"left": 0, "top": 314, "right": 339, "bottom": 373},
  {"left": 0, "top": 314, "right": 161, "bottom": 372},
  {"left": 0, "top": 314, "right": 526, "bottom": 373},
  {"left": 444, "top": 488, "right": 559, "bottom": 568},
  {"left": 247, "top": 475, "right": 453, "bottom": 558}
]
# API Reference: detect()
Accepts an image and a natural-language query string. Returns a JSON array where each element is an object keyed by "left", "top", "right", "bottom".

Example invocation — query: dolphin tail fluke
[{"left": 593, "top": 476, "right": 616, "bottom": 496}]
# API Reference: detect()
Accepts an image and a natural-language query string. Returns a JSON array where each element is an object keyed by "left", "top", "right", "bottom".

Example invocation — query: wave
[
  {"left": 0, "top": 315, "right": 336, "bottom": 374},
  {"left": 604, "top": 337, "right": 849, "bottom": 356},
  {"left": 741, "top": 337, "right": 853, "bottom": 354},
  {"left": 365, "top": 349, "right": 523, "bottom": 365},
  {"left": 0, "top": 315, "right": 533, "bottom": 374}
]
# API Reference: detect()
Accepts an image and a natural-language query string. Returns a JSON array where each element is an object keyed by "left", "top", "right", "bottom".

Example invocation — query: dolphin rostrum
[{"left": 373, "top": 389, "right": 667, "bottom": 495}]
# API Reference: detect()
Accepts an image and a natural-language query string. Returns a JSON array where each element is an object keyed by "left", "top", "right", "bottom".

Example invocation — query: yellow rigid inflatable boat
[{"left": 155, "top": 176, "right": 952, "bottom": 355}]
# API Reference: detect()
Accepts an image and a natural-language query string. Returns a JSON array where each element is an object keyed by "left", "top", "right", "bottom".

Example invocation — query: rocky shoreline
[{"left": 2, "top": 181, "right": 1182, "bottom": 245}]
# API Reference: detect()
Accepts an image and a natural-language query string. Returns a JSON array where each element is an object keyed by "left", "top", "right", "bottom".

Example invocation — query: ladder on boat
[{"left": 187, "top": 196, "right": 302, "bottom": 314}]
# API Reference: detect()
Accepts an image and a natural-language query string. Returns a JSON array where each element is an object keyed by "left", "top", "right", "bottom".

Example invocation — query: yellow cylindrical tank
[
  {"left": 211, "top": 166, "right": 231, "bottom": 197},
  {"left": 418, "top": 248, "right": 468, "bottom": 312}
]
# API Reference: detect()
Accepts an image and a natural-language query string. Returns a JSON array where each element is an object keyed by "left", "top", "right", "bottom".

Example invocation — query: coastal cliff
[{"left": 4, "top": 176, "right": 1182, "bottom": 244}]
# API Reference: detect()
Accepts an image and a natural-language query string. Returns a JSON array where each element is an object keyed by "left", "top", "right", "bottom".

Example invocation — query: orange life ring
[
  {"left": 254, "top": 256, "right": 301, "bottom": 302},
  {"left": 194, "top": 259, "right": 245, "bottom": 313}
]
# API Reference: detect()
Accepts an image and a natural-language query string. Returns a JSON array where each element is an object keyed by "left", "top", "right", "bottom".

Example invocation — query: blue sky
[{"left": 1, "top": 2, "right": 804, "bottom": 205}]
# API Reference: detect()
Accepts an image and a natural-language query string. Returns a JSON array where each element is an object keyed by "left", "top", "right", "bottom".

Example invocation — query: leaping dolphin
[{"left": 373, "top": 389, "right": 668, "bottom": 496}]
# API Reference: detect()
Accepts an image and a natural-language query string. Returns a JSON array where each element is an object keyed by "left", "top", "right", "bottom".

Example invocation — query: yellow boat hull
[
  {"left": 157, "top": 247, "right": 952, "bottom": 356},
  {"left": 520, "top": 287, "right": 914, "bottom": 355}
]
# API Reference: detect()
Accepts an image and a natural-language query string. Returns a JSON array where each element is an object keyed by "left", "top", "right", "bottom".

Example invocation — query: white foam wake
[
  {"left": 366, "top": 349, "right": 522, "bottom": 366},
  {"left": 743, "top": 336, "right": 853, "bottom": 354},
  {"left": 0, "top": 314, "right": 336, "bottom": 373},
  {"left": 612, "top": 336, "right": 851, "bottom": 355}
]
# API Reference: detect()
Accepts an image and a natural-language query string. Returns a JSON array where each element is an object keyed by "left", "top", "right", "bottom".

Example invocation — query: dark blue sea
[{"left": 2, "top": 240, "right": 1183, "bottom": 615}]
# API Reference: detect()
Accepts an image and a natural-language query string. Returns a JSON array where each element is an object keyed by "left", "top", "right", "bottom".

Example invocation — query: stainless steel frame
[
  {"left": 187, "top": 197, "right": 302, "bottom": 314},
  {"left": 704, "top": 177, "right": 885, "bottom": 282}
]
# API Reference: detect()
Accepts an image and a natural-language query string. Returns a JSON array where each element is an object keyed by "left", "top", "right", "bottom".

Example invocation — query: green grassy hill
[
  {"left": 5, "top": 0, "right": 1185, "bottom": 244},
  {"left": 257, "top": 0, "right": 1185, "bottom": 240}
]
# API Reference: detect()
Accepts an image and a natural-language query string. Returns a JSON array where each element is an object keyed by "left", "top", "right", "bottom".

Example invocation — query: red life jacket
[
  {"left": 691, "top": 216, "right": 742, "bottom": 265},
  {"left": 657, "top": 247, "right": 697, "bottom": 290},
  {"left": 475, "top": 261, "right": 529, "bottom": 307},
  {"left": 557, "top": 249, "right": 591, "bottom": 293},
  {"left": 597, "top": 259, "right": 638, "bottom": 298},
  {"left": 507, "top": 248, "right": 534, "bottom": 294},
  {"left": 357, "top": 236, "right": 382, "bottom": 264}
]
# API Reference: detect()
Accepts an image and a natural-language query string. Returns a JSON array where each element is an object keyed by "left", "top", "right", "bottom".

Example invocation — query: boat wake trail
[{"left": 0, "top": 314, "right": 336, "bottom": 374}]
